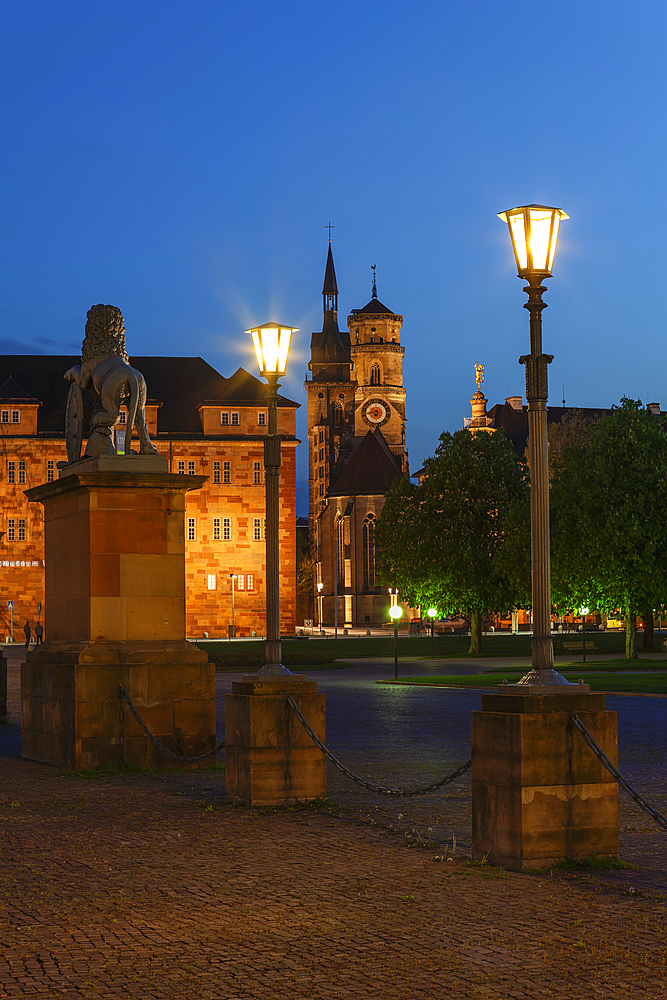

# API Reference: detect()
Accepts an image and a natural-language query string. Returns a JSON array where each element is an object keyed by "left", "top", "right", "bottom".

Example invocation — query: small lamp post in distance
[
  {"left": 246, "top": 321, "right": 298, "bottom": 675},
  {"left": 427, "top": 607, "right": 438, "bottom": 659},
  {"left": 389, "top": 604, "right": 403, "bottom": 679},
  {"left": 229, "top": 573, "right": 237, "bottom": 639},
  {"left": 498, "top": 203, "right": 570, "bottom": 686},
  {"left": 580, "top": 606, "right": 590, "bottom": 663},
  {"left": 317, "top": 582, "right": 324, "bottom": 631}
]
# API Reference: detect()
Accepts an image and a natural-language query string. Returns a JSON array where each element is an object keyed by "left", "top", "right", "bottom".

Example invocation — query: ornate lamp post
[
  {"left": 246, "top": 322, "right": 298, "bottom": 675},
  {"left": 389, "top": 604, "right": 403, "bottom": 678},
  {"left": 498, "top": 204, "right": 569, "bottom": 684},
  {"left": 317, "top": 582, "right": 323, "bottom": 630}
]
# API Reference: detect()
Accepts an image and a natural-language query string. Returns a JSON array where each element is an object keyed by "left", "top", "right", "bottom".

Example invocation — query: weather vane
[
  {"left": 475, "top": 361, "right": 484, "bottom": 391},
  {"left": 325, "top": 222, "right": 334, "bottom": 242},
  {"left": 371, "top": 264, "right": 377, "bottom": 298}
]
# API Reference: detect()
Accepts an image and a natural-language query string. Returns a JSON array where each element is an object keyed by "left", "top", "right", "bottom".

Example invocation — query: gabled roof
[
  {"left": 487, "top": 401, "right": 612, "bottom": 456},
  {"left": 0, "top": 375, "right": 37, "bottom": 402},
  {"left": 0, "top": 356, "right": 299, "bottom": 435},
  {"left": 328, "top": 429, "right": 403, "bottom": 497},
  {"left": 198, "top": 367, "right": 297, "bottom": 408}
]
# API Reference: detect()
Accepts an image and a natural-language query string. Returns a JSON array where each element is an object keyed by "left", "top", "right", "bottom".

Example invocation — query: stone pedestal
[
  {"left": 225, "top": 676, "right": 326, "bottom": 806},
  {"left": 22, "top": 465, "right": 214, "bottom": 770},
  {"left": 472, "top": 688, "right": 619, "bottom": 871}
]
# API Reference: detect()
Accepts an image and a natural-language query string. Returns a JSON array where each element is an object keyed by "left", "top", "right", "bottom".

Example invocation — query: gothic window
[
  {"left": 335, "top": 515, "right": 345, "bottom": 589},
  {"left": 333, "top": 404, "right": 343, "bottom": 429},
  {"left": 363, "top": 514, "right": 376, "bottom": 589},
  {"left": 370, "top": 363, "right": 381, "bottom": 386}
]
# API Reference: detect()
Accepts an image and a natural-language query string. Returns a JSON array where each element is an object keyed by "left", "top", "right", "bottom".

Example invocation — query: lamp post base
[
  {"left": 515, "top": 667, "right": 573, "bottom": 687},
  {"left": 256, "top": 663, "right": 294, "bottom": 676}
]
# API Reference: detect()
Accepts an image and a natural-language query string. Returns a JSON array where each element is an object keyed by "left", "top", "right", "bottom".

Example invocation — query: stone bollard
[
  {"left": 225, "top": 675, "right": 326, "bottom": 806},
  {"left": 472, "top": 685, "right": 618, "bottom": 871}
]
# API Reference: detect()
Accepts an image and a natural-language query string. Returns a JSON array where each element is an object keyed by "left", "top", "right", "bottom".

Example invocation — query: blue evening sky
[{"left": 1, "top": 1, "right": 666, "bottom": 513}]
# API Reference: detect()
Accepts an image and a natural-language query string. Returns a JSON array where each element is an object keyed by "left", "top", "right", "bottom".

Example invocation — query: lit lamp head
[
  {"left": 427, "top": 608, "right": 437, "bottom": 619},
  {"left": 245, "top": 322, "right": 298, "bottom": 377},
  {"left": 580, "top": 607, "right": 590, "bottom": 616},
  {"left": 497, "top": 204, "right": 569, "bottom": 278},
  {"left": 389, "top": 606, "right": 403, "bottom": 621}
]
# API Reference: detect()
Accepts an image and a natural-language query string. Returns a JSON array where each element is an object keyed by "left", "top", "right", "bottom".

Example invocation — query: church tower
[
  {"left": 348, "top": 269, "right": 408, "bottom": 471},
  {"left": 305, "top": 247, "right": 409, "bottom": 628}
]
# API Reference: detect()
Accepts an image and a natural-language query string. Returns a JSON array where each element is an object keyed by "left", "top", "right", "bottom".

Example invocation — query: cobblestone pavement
[{"left": 1, "top": 651, "right": 666, "bottom": 997}]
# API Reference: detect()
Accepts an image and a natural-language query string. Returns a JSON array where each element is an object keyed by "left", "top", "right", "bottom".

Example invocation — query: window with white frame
[
  {"left": 223, "top": 461, "right": 231, "bottom": 484},
  {"left": 118, "top": 411, "right": 127, "bottom": 424},
  {"left": 253, "top": 517, "right": 261, "bottom": 540},
  {"left": 246, "top": 573, "right": 254, "bottom": 591},
  {"left": 253, "top": 461, "right": 262, "bottom": 485},
  {"left": 18, "top": 519, "right": 25, "bottom": 541},
  {"left": 11, "top": 411, "right": 19, "bottom": 423},
  {"left": 47, "top": 460, "right": 55, "bottom": 483},
  {"left": 237, "top": 574, "right": 245, "bottom": 590},
  {"left": 258, "top": 412, "right": 266, "bottom": 426},
  {"left": 223, "top": 517, "right": 231, "bottom": 540},
  {"left": 213, "top": 517, "right": 221, "bottom": 540},
  {"left": 207, "top": 574, "right": 216, "bottom": 591},
  {"left": 18, "top": 461, "right": 26, "bottom": 485},
  {"left": 187, "top": 518, "right": 196, "bottom": 541},
  {"left": 1, "top": 410, "right": 8, "bottom": 423},
  {"left": 7, "top": 461, "right": 15, "bottom": 484},
  {"left": 188, "top": 461, "right": 195, "bottom": 475},
  {"left": 231, "top": 412, "right": 239, "bottom": 425},
  {"left": 221, "top": 412, "right": 229, "bottom": 425},
  {"left": 177, "top": 461, "right": 185, "bottom": 474},
  {"left": 7, "top": 519, "right": 14, "bottom": 541},
  {"left": 213, "top": 461, "right": 220, "bottom": 484}
]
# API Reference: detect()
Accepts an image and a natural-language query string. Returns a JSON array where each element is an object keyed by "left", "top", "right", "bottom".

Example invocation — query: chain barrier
[
  {"left": 571, "top": 714, "right": 667, "bottom": 831},
  {"left": 287, "top": 695, "right": 471, "bottom": 797},
  {"left": 119, "top": 686, "right": 225, "bottom": 763}
]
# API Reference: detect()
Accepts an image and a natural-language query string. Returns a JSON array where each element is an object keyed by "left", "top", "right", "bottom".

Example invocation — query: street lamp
[
  {"left": 498, "top": 204, "right": 569, "bottom": 685},
  {"left": 317, "top": 582, "right": 323, "bottom": 630},
  {"left": 229, "top": 573, "right": 237, "bottom": 639},
  {"left": 389, "top": 604, "right": 403, "bottom": 678},
  {"left": 246, "top": 322, "right": 298, "bottom": 674},
  {"left": 580, "top": 606, "right": 590, "bottom": 664},
  {"left": 427, "top": 607, "right": 437, "bottom": 659}
]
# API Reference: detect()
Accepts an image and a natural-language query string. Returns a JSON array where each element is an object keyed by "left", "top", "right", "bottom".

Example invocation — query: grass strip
[{"left": 380, "top": 672, "right": 667, "bottom": 694}]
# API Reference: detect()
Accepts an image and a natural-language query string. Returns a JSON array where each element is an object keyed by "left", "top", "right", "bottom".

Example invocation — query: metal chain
[
  {"left": 571, "top": 714, "right": 667, "bottom": 831},
  {"left": 119, "top": 686, "right": 225, "bottom": 763},
  {"left": 287, "top": 695, "right": 471, "bottom": 797}
]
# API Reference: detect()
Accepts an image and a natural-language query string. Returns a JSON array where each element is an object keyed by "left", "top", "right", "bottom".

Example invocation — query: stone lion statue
[{"left": 64, "top": 304, "right": 159, "bottom": 459}]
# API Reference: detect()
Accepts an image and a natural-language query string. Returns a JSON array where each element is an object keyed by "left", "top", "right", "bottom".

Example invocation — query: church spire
[{"left": 323, "top": 242, "right": 338, "bottom": 315}]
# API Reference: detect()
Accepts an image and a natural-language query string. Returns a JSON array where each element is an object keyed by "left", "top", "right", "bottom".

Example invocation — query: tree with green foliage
[
  {"left": 375, "top": 428, "right": 528, "bottom": 653},
  {"left": 550, "top": 398, "right": 667, "bottom": 659}
]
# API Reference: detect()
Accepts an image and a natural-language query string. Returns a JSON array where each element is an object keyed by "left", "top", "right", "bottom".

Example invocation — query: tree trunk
[
  {"left": 468, "top": 611, "right": 483, "bottom": 654},
  {"left": 625, "top": 607, "right": 638, "bottom": 660},
  {"left": 642, "top": 608, "right": 655, "bottom": 651}
]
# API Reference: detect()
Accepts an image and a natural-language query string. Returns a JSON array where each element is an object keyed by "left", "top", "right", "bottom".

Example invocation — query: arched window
[
  {"left": 333, "top": 403, "right": 343, "bottom": 429},
  {"left": 370, "top": 363, "right": 381, "bottom": 386},
  {"left": 335, "top": 514, "right": 345, "bottom": 589},
  {"left": 362, "top": 514, "right": 376, "bottom": 589}
]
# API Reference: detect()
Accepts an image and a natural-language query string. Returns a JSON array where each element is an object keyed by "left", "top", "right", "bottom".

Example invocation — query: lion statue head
[{"left": 81, "top": 304, "right": 129, "bottom": 363}]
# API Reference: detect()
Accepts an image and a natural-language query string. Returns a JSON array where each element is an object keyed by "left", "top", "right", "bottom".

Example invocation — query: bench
[{"left": 563, "top": 641, "right": 598, "bottom": 654}]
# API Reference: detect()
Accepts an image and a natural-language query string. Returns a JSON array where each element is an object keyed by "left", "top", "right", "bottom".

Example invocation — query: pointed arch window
[
  {"left": 362, "top": 514, "right": 376, "bottom": 589},
  {"left": 335, "top": 514, "right": 345, "bottom": 589},
  {"left": 333, "top": 403, "right": 343, "bottom": 429},
  {"left": 370, "top": 363, "right": 381, "bottom": 386}
]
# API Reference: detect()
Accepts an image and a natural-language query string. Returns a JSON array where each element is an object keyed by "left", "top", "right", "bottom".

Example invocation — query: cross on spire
[{"left": 325, "top": 222, "right": 335, "bottom": 242}]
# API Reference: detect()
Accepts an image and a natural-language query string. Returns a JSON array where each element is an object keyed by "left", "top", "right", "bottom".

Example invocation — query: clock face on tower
[{"left": 362, "top": 398, "right": 390, "bottom": 427}]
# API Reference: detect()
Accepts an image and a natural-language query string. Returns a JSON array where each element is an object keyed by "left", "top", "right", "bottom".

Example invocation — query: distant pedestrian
[
  {"left": 35, "top": 622, "right": 43, "bottom": 646},
  {"left": 23, "top": 621, "right": 31, "bottom": 648}
]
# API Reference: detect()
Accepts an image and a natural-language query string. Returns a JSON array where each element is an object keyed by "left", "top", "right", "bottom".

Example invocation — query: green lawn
[
  {"left": 381, "top": 672, "right": 667, "bottom": 695},
  {"left": 196, "top": 630, "right": 654, "bottom": 663}
]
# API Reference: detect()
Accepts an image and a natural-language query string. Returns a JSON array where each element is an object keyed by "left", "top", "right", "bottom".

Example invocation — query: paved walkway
[{"left": 1, "top": 650, "right": 666, "bottom": 998}]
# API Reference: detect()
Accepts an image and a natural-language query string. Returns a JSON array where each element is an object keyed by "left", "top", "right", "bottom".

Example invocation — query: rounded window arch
[
  {"left": 335, "top": 513, "right": 345, "bottom": 589},
  {"left": 370, "top": 363, "right": 381, "bottom": 386}
]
